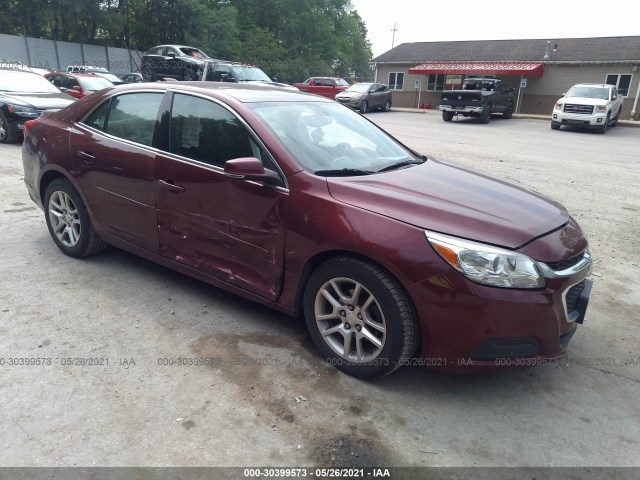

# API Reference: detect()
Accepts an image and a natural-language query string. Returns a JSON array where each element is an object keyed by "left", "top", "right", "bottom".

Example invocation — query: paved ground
[{"left": 0, "top": 112, "right": 638, "bottom": 468}]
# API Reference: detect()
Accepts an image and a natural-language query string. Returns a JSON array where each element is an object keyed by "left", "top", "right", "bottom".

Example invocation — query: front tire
[
  {"left": 442, "top": 111, "right": 454, "bottom": 122},
  {"left": 0, "top": 111, "right": 19, "bottom": 144},
  {"left": 360, "top": 101, "right": 369, "bottom": 114},
  {"left": 551, "top": 122, "right": 561, "bottom": 130},
  {"left": 141, "top": 64, "right": 153, "bottom": 82},
  {"left": 303, "top": 257, "right": 419, "bottom": 379},
  {"left": 44, "top": 179, "right": 107, "bottom": 258},
  {"left": 183, "top": 68, "right": 197, "bottom": 81},
  {"left": 598, "top": 114, "right": 610, "bottom": 134},
  {"left": 480, "top": 105, "right": 492, "bottom": 124},
  {"left": 611, "top": 108, "right": 621, "bottom": 127}
]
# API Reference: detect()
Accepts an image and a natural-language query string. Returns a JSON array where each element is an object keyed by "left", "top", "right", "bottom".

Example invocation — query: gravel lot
[{"left": 0, "top": 112, "right": 638, "bottom": 469}]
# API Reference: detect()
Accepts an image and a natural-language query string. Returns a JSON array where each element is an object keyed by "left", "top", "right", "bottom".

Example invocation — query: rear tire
[
  {"left": 303, "top": 257, "right": 419, "bottom": 379},
  {"left": 44, "top": 179, "right": 107, "bottom": 258},
  {"left": 183, "top": 68, "right": 197, "bottom": 81},
  {"left": 383, "top": 100, "right": 391, "bottom": 112},
  {"left": 503, "top": 104, "right": 513, "bottom": 119},
  {"left": 442, "top": 111, "right": 454, "bottom": 122}
]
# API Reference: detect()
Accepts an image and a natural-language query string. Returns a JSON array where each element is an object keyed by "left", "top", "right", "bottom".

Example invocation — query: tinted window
[
  {"left": 323, "top": 79, "right": 334, "bottom": 86},
  {"left": 105, "top": 93, "right": 163, "bottom": 146},
  {"left": 169, "top": 94, "right": 257, "bottom": 168}
]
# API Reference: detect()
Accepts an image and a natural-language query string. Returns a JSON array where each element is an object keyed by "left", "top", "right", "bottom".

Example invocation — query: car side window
[
  {"left": 169, "top": 93, "right": 261, "bottom": 169},
  {"left": 104, "top": 93, "right": 163, "bottom": 146},
  {"left": 323, "top": 79, "right": 333, "bottom": 86},
  {"left": 313, "top": 79, "right": 322, "bottom": 86}
]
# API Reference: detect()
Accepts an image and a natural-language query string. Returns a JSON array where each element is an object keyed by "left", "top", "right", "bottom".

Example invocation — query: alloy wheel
[{"left": 48, "top": 190, "right": 81, "bottom": 247}]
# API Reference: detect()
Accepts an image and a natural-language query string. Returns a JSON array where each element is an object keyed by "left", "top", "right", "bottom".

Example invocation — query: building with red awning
[{"left": 371, "top": 37, "right": 640, "bottom": 119}]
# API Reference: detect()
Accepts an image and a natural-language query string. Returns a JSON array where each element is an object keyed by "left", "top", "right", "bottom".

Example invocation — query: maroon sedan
[{"left": 22, "top": 82, "right": 592, "bottom": 379}]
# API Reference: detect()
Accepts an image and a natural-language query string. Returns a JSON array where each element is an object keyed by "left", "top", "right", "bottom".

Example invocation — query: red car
[
  {"left": 45, "top": 73, "right": 114, "bottom": 99},
  {"left": 22, "top": 83, "right": 592, "bottom": 379},
  {"left": 293, "top": 77, "right": 350, "bottom": 99}
]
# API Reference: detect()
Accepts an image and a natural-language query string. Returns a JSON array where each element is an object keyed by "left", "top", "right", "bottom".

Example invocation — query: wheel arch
[
  {"left": 292, "top": 249, "right": 416, "bottom": 320},
  {"left": 39, "top": 169, "right": 69, "bottom": 205}
]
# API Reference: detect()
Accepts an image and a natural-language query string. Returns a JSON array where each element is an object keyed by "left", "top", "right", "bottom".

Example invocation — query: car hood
[
  {"left": 336, "top": 91, "right": 364, "bottom": 99},
  {"left": 326, "top": 159, "right": 569, "bottom": 249},
  {"left": 0, "top": 92, "right": 75, "bottom": 109},
  {"left": 562, "top": 96, "right": 608, "bottom": 105}
]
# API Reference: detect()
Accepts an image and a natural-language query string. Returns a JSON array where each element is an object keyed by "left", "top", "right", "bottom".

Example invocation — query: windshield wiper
[
  {"left": 377, "top": 159, "right": 425, "bottom": 173},
  {"left": 314, "top": 168, "right": 374, "bottom": 177}
]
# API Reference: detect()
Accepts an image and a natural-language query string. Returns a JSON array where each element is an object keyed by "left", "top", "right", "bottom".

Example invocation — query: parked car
[
  {"left": 293, "top": 77, "right": 350, "bottom": 99},
  {"left": 22, "top": 82, "right": 592, "bottom": 379},
  {"left": 551, "top": 83, "right": 623, "bottom": 133},
  {"left": 45, "top": 73, "right": 114, "bottom": 99},
  {"left": 0, "top": 69, "right": 75, "bottom": 143},
  {"left": 65, "top": 66, "right": 124, "bottom": 85},
  {"left": 204, "top": 60, "right": 296, "bottom": 90},
  {"left": 119, "top": 72, "right": 144, "bottom": 83},
  {"left": 141, "top": 45, "right": 211, "bottom": 81},
  {"left": 335, "top": 82, "right": 392, "bottom": 113},
  {"left": 439, "top": 77, "right": 514, "bottom": 123}
]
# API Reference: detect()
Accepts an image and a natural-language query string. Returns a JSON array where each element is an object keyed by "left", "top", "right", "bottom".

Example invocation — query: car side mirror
[{"left": 224, "top": 158, "right": 283, "bottom": 187}]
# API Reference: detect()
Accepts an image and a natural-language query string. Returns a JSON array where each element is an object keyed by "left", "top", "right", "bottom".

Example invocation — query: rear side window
[
  {"left": 104, "top": 93, "right": 163, "bottom": 146},
  {"left": 83, "top": 100, "right": 110, "bottom": 131},
  {"left": 169, "top": 93, "right": 258, "bottom": 168}
]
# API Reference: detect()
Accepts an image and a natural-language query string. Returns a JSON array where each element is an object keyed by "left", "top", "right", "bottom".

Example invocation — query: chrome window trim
[{"left": 166, "top": 87, "right": 289, "bottom": 191}]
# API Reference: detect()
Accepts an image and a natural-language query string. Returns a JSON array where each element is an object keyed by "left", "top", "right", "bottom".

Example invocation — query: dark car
[
  {"left": 439, "top": 77, "right": 514, "bottom": 123},
  {"left": 119, "top": 73, "right": 144, "bottom": 83},
  {"left": 22, "top": 83, "right": 592, "bottom": 379},
  {"left": 0, "top": 69, "right": 75, "bottom": 144},
  {"left": 141, "top": 45, "right": 211, "bottom": 81},
  {"left": 45, "top": 73, "right": 114, "bottom": 99},
  {"left": 335, "top": 82, "right": 392, "bottom": 113}
]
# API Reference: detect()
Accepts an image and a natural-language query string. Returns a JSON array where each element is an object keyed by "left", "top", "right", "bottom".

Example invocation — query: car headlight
[
  {"left": 426, "top": 231, "right": 545, "bottom": 289},
  {"left": 595, "top": 106, "right": 606, "bottom": 113},
  {"left": 6, "top": 104, "right": 39, "bottom": 117},
  {"left": 554, "top": 102, "right": 563, "bottom": 110}
]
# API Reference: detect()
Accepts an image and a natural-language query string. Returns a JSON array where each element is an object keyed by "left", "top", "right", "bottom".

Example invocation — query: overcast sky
[{"left": 350, "top": 0, "right": 640, "bottom": 58}]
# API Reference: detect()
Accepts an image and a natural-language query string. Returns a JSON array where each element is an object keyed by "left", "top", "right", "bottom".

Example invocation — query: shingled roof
[{"left": 373, "top": 36, "right": 640, "bottom": 64}]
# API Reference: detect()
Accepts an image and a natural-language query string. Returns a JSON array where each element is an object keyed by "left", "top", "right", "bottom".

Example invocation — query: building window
[
  {"left": 605, "top": 74, "right": 632, "bottom": 96},
  {"left": 388, "top": 72, "right": 404, "bottom": 90},
  {"left": 426, "top": 74, "right": 445, "bottom": 91}
]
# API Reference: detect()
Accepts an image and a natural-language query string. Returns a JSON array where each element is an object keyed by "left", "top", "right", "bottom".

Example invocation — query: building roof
[
  {"left": 408, "top": 61, "right": 545, "bottom": 77},
  {"left": 373, "top": 36, "right": 640, "bottom": 64}
]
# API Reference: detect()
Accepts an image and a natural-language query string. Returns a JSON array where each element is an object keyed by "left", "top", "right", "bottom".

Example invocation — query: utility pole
[{"left": 391, "top": 23, "right": 398, "bottom": 49}]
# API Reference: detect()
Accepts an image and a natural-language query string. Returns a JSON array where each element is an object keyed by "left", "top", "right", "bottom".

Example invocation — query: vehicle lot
[{"left": 0, "top": 112, "right": 638, "bottom": 467}]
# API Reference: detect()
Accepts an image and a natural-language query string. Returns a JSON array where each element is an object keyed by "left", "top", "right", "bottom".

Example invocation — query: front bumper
[
  {"left": 408, "top": 242, "right": 592, "bottom": 371},
  {"left": 439, "top": 105, "right": 484, "bottom": 114},
  {"left": 336, "top": 97, "right": 362, "bottom": 109},
  {"left": 552, "top": 110, "right": 608, "bottom": 127}
]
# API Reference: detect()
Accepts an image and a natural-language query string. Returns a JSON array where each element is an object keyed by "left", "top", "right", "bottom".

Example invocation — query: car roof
[
  {"left": 112, "top": 81, "right": 331, "bottom": 103},
  {"left": 48, "top": 72, "right": 111, "bottom": 78},
  {"left": 573, "top": 83, "right": 610, "bottom": 87}
]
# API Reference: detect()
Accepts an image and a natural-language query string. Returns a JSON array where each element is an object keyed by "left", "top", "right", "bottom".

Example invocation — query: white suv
[{"left": 551, "top": 83, "right": 623, "bottom": 134}]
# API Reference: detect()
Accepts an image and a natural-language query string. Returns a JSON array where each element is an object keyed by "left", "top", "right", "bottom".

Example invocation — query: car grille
[
  {"left": 565, "top": 280, "right": 586, "bottom": 313},
  {"left": 546, "top": 253, "right": 585, "bottom": 271},
  {"left": 563, "top": 104, "right": 594, "bottom": 115},
  {"left": 336, "top": 98, "right": 350, "bottom": 104}
]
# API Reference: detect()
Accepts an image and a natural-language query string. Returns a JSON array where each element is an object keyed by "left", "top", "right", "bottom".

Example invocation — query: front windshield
[
  {"left": 248, "top": 101, "right": 418, "bottom": 174},
  {"left": 566, "top": 86, "right": 609, "bottom": 100},
  {"left": 230, "top": 66, "right": 272, "bottom": 82},
  {"left": 0, "top": 71, "right": 61, "bottom": 93},
  {"left": 78, "top": 76, "right": 113, "bottom": 91},
  {"left": 346, "top": 83, "right": 372, "bottom": 93},
  {"left": 336, "top": 78, "right": 350, "bottom": 86}
]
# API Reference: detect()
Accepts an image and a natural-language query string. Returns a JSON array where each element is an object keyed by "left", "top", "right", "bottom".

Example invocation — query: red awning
[{"left": 408, "top": 62, "right": 544, "bottom": 77}]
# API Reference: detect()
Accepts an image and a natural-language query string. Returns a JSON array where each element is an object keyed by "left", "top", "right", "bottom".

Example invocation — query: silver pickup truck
[{"left": 551, "top": 83, "right": 623, "bottom": 134}]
